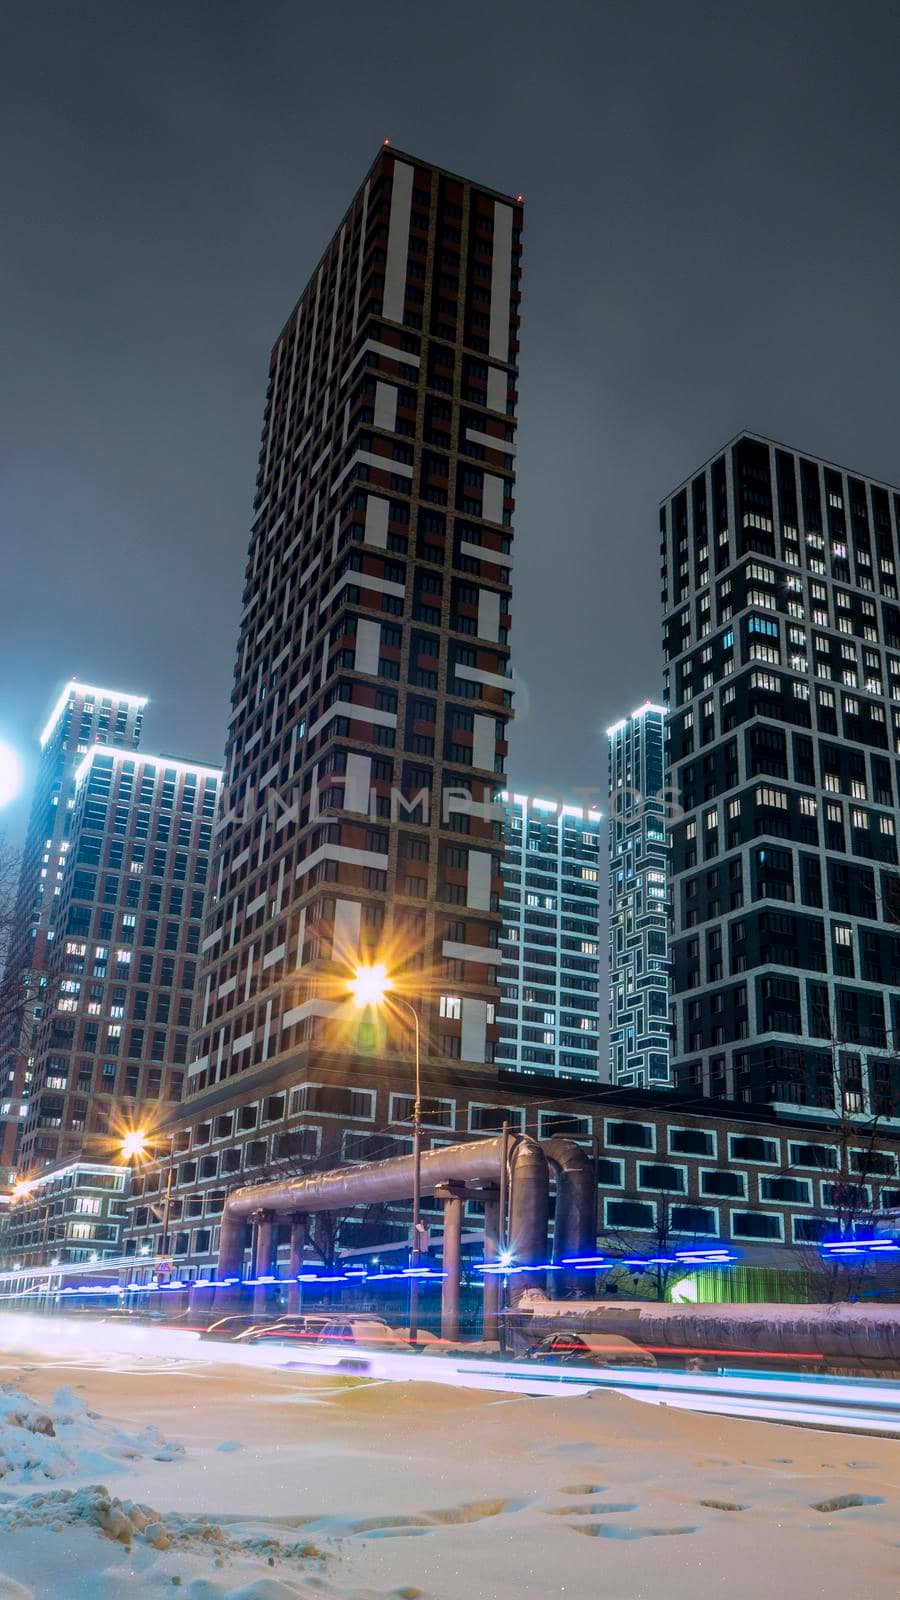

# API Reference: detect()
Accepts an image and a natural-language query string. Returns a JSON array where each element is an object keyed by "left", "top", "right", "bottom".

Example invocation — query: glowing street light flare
[
  {"left": 347, "top": 961, "right": 425, "bottom": 1344},
  {"left": 120, "top": 1129, "right": 148, "bottom": 1161},
  {"left": 348, "top": 963, "right": 392, "bottom": 1008},
  {"left": 0, "top": 740, "right": 22, "bottom": 809}
]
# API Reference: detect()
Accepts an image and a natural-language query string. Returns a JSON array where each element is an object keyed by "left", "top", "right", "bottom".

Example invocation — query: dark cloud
[{"left": 2, "top": 0, "right": 899, "bottom": 844}]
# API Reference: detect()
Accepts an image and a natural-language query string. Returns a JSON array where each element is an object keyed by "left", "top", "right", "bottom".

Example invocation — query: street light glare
[
  {"left": 349, "top": 963, "right": 392, "bottom": 1008},
  {"left": 121, "top": 1129, "right": 148, "bottom": 1161},
  {"left": 0, "top": 739, "right": 22, "bottom": 809}
]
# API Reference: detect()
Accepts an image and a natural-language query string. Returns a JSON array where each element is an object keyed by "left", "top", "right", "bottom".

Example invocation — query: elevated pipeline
[{"left": 215, "top": 1133, "right": 592, "bottom": 1314}]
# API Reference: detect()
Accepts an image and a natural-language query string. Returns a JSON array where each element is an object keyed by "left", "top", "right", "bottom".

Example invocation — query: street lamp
[
  {"left": 349, "top": 964, "right": 424, "bottom": 1344},
  {"left": 120, "top": 1130, "right": 147, "bottom": 1162},
  {"left": 119, "top": 1127, "right": 176, "bottom": 1265}
]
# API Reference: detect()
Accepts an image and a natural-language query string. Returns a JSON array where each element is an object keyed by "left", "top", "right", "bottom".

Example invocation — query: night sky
[{"left": 3, "top": 0, "right": 900, "bottom": 848}]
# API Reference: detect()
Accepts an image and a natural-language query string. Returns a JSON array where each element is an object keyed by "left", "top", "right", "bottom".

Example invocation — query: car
[
  {"left": 199, "top": 1314, "right": 279, "bottom": 1342},
  {"left": 316, "top": 1316, "right": 407, "bottom": 1348},
  {"left": 235, "top": 1314, "right": 333, "bottom": 1346},
  {"left": 525, "top": 1332, "right": 656, "bottom": 1368}
]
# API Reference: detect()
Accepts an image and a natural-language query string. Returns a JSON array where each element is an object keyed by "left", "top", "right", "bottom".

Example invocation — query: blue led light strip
[{"left": 0, "top": 1248, "right": 737, "bottom": 1303}]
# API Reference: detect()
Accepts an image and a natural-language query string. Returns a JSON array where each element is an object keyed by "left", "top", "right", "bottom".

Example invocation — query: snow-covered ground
[{"left": 1, "top": 1318, "right": 899, "bottom": 1599}]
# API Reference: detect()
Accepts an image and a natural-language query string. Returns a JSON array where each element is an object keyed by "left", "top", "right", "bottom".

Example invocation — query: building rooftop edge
[
  {"left": 606, "top": 702, "right": 667, "bottom": 736},
  {"left": 272, "top": 143, "right": 522, "bottom": 353},
  {"left": 38, "top": 680, "right": 149, "bottom": 748},
  {"left": 660, "top": 429, "right": 900, "bottom": 507},
  {"left": 73, "top": 747, "right": 223, "bottom": 785},
  {"left": 500, "top": 790, "right": 602, "bottom": 819}
]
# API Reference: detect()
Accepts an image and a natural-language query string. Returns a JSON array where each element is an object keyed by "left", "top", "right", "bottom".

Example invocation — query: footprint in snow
[
  {"left": 572, "top": 1523, "right": 697, "bottom": 1540},
  {"left": 812, "top": 1494, "right": 884, "bottom": 1513},
  {"left": 547, "top": 1504, "right": 637, "bottom": 1517}
]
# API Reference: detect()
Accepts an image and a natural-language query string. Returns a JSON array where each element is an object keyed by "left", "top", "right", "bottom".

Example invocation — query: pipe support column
[
  {"left": 213, "top": 1210, "right": 246, "bottom": 1313},
  {"left": 482, "top": 1193, "right": 500, "bottom": 1342},
  {"left": 252, "top": 1209, "right": 276, "bottom": 1316},
  {"left": 436, "top": 1183, "right": 465, "bottom": 1341},
  {"left": 287, "top": 1213, "right": 307, "bottom": 1315}
]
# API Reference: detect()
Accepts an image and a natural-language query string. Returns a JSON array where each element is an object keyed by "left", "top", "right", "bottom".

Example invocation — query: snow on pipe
[{"left": 515, "top": 1290, "right": 900, "bottom": 1361}]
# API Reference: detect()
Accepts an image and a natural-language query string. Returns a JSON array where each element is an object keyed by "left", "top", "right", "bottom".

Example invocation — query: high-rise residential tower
[
  {"left": 496, "top": 795, "right": 602, "bottom": 1079},
  {"left": 662, "top": 432, "right": 900, "bottom": 1115},
  {"left": 0, "top": 682, "right": 146, "bottom": 1174},
  {"left": 16, "top": 747, "right": 220, "bottom": 1173},
  {"left": 184, "top": 149, "right": 522, "bottom": 1136},
  {"left": 607, "top": 704, "right": 672, "bottom": 1088}
]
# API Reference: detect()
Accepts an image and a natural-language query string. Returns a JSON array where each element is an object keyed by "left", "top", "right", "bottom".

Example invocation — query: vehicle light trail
[{"left": 2, "top": 1311, "right": 900, "bottom": 1433}]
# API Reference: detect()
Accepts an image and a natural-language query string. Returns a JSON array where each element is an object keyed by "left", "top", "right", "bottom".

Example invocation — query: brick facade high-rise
[
  {"left": 188, "top": 146, "right": 521, "bottom": 1088},
  {"left": 140, "top": 147, "right": 524, "bottom": 1274}
]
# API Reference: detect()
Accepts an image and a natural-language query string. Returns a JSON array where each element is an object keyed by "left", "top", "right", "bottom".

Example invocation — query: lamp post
[
  {"left": 349, "top": 964, "right": 424, "bottom": 1344},
  {"left": 120, "top": 1128, "right": 176, "bottom": 1265}
]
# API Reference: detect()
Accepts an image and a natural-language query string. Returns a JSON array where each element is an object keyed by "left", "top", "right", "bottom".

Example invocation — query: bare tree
[
  {"left": 599, "top": 1188, "right": 704, "bottom": 1301},
  {"left": 0, "top": 834, "right": 27, "bottom": 1033},
  {"left": 790, "top": 999, "right": 900, "bottom": 1302},
  {"left": 0, "top": 834, "right": 48, "bottom": 1103}
]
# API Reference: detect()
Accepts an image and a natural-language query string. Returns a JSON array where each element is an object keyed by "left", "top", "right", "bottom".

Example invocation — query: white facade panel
[
  {"left": 363, "top": 494, "right": 390, "bottom": 549},
  {"left": 382, "top": 160, "right": 414, "bottom": 323},
  {"left": 461, "top": 997, "right": 489, "bottom": 1064},
  {"left": 482, "top": 473, "right": 506, "bottom": 525},
  {"left": 477, "top": 588, "right": 502, "bottom": 642},
  {"left": 472, "top": 713, "right": 496, "bottom": 771},
  {"left": 374, "top": 381, "right": 398, "bottom": 431},
  {"left": 441, "top": 940, "right": 502, "bottom": 966},
  {"left": 355, "top": 618, "right": 382, "bottom": 675},
  {"left": 489, "top": 202, "right": 514, "bottom": 360},
  {"left": 466, "top": 849, "right": 493, "bottom": 910},
  {"left": 344, "top": 752, "right": 372, "bottom": 815},
  {"left": 486, "top": 365, "right": 508, "bottom": 413},
  {"left": 332, "top": 897, "right": 362, "bottom": 962}
]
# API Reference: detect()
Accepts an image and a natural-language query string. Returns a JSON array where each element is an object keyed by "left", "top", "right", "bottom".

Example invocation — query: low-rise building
[
  {"left": 115, "top": 1062, "right": 900, "bottom": 1290},
  {"left": 0, "top": 1157, "right": 127, "bottom": 1274}
]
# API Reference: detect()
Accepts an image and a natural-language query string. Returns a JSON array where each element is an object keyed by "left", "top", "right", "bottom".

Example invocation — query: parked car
[
  {"left": 316, "top": 1316, "right": 407, "bottom": 1348},
  {"left": 525, "top": 1332, "right": 656, "bottom": 1368},
  {"left": 235, "top": 1314, "right": 333, "bottom": 1346},
  {"left": 199, "top": 1314, "right": 278, "bottom": 1342}
]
